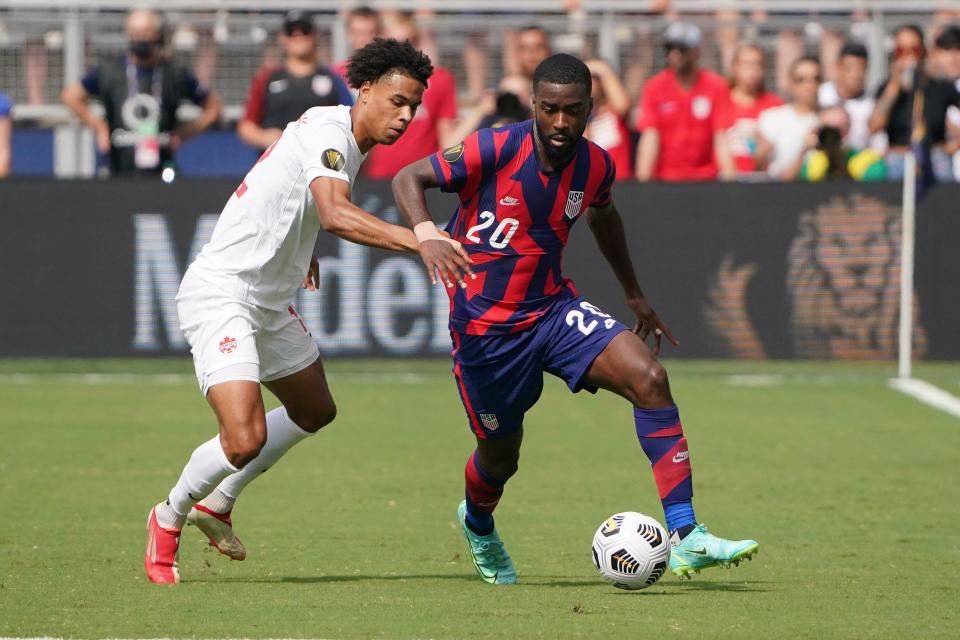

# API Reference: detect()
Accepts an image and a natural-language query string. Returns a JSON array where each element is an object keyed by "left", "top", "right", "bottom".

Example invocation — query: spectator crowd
[{"left": 2, "top": 6, "right": 959, "bottom": 183}]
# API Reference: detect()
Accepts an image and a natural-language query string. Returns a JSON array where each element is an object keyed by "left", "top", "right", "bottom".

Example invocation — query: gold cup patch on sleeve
[
  {"left": 321, "top": 148, "right": 346, "bottom": 171},
  {"left": 441, "top": 142, "right": 464, "bottom": 163}
]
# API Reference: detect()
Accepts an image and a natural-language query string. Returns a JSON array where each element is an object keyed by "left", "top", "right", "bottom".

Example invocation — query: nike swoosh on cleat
[{"left": 688, "top": 547, "right": 708, "bottom": 555}]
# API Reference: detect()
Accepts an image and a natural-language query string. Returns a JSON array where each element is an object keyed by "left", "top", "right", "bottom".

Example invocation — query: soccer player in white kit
[{"left": 144, "top": 38, "right": 473, "bottom": 584}]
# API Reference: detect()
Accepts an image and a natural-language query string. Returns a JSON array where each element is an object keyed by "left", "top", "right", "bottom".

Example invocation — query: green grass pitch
[{"left": 1, "top": 358, "right": 958, "bottom": 638}]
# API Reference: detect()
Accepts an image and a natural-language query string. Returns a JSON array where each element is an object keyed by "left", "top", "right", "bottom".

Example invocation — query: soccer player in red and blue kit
[{"left": 394, "top": 54, "right": 758, "bottom": 584}]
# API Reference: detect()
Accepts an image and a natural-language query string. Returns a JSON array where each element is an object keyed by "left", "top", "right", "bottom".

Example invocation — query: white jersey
[{"left": 188, "top": 105, "right": 365, "bottom": 310}]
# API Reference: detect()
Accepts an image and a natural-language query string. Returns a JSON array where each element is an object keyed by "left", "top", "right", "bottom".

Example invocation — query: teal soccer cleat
[
  {"left": 669, "top": 524, "right": 759, "bottom": 579},
  {"left": 456, "top": 500, "right": 517, "bottom": 585}
]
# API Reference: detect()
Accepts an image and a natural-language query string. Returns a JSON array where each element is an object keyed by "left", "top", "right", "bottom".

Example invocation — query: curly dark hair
[{"left": 345, "top": 37, "right": 433, "bottom": 90}]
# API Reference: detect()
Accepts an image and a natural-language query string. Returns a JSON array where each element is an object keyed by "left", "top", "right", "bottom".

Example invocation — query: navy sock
[
  {"left": 634, "top": 405, "right": 697, "bottom": 533},
  {"left": 464, "top": 451, "right": 502, "bottom": 536},
  {"left": 464, "top": 494, "right": 495, "bottom": 536}
]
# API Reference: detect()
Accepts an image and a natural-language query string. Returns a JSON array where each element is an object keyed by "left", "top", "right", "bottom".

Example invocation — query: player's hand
[
  {"left": 419, "top": 238, "right": 475, "bottom": 289},
  {"left": 302, "top": 255, "right": 320, "bottom": 291},
  {"left": 627, "top": 296, "right": 679, "bottom": 355}
]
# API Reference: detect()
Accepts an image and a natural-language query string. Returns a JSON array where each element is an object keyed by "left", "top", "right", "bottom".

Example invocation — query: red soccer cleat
[{"left": 144, "top": 504, "right": 182, "bottom": 584}]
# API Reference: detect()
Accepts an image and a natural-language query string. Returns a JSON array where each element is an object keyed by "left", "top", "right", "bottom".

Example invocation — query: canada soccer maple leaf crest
[{"left": 219, "top": 336, "right": 237, "bottom": 354}]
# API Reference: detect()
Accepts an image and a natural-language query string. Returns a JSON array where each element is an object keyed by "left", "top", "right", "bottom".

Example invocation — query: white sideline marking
[
  {"left": 725, "top": 374, "right": 784, "bottom": 387},
  {"left": 0, "top": 372, "right": 428, "bottom": 385},
  {"left": 889, "top": 377, "right": 960, "bottom": 419},
  {"left": 0, "top": 373, "right": 193, "bottom": 385}
]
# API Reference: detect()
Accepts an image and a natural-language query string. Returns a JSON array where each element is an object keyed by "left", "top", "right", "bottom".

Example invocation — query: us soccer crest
[
  {"left": 321, "top": 148, "right": 346, "bottom": 171},
  {"left": 479, "top": 413, "right": 499, "bottom": 431},
  {"left": 565, "top": 190, "right": 584, "bottom": 219}
]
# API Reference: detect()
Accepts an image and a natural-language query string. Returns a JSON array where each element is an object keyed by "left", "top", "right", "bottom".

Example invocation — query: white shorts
[{"left": 176, "top": 271, "right": 320, "bottom": 395}]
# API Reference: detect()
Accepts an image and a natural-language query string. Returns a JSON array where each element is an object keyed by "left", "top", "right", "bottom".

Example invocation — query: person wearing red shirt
[
  {"left": 364, "top": 13, "right": 458, "bottom": 179},
  {"left": 584, "top": 58, "right": 634, "bottom": 180},
  {"left": 634, "top": 22, "right": 735, "bottom": 182},
  {"left": 725, "top": 43, "right": 784, "bottom": 176}
]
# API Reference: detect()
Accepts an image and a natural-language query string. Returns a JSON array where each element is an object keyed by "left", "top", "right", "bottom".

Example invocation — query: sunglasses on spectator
[
  {"left": 894, "top": 45, "right": 923, "bottom": 57},
  {"left": 665, "top": 43, "right": 691, "bottom": 53},
  {"left": 793, "top": 74, "right": 821, "bottom": 83}
]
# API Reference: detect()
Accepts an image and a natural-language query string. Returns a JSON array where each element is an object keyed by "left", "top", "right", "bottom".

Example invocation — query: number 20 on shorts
[{"left": 567, "top": 302, "right": 617, "bottom": 336}]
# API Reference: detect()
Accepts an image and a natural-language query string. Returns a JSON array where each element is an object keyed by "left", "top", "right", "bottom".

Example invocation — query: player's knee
[
  {"left": 631, "top": 362, "right": 670, "bottom": 405},
  {"left": 484, "top": 451, "right": 520, "bottom": 482},
  {"left": 222, "top": 427, "right": 267, "bottom": 468},
  {"left": 289, "top": 401, "right": 337, "bottom": 433}
]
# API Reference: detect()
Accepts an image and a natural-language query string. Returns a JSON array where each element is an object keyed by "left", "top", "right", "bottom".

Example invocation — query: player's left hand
[
  {"left": 627, "top": 296, "right": 679, "bottom": 355},
  {"left": 302, "top": 255, "right": 320, "bottom": 291}
]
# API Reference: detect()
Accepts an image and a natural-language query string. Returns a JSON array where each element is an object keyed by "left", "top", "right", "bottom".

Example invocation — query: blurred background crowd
[{"left": 0, "top": 0, "right": 958, "bottom": 183}]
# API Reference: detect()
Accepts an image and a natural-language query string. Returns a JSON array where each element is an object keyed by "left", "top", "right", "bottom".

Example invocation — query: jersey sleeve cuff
[
  {"left": 305, "top": 166, "right": 351, "bottom": 185},
  {"left": 429, "top": 154, "right": 452, "bottom": 192}
]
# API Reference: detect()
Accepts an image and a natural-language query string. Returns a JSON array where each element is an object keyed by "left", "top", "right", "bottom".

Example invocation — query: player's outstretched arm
[
  {"left": 310, "top": 176, "right": 418, "bottom": 254},
  {"left": 393, "top": 157, "right": 475, "bottom": 289},
  {"left": 586, "top": 201, "right": 679, "bottom": 354}
]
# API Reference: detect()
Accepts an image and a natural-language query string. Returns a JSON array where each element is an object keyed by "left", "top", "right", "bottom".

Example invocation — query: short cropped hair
[
  {"left": 345, "top": 37, "right": 433, "bottom": 90},
  {"left": 790, "top": 55, "right": 821, "bottom": 77},
  {"left": 935, "top": 25, "right": 960, "bottom": 50},
  {"left": 839, "top": 41, "right": 868, "bottom": 61},
  {"left": 532, "top": 53, "right": 592, "bottom": 95}
]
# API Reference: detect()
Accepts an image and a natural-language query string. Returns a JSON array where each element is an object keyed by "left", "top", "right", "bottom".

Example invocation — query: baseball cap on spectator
[
  {"left": 283, "top": 10, "right": 315, "bottom": 35},
  {"left": 664, "top": 22, "right": 702, "bottom": 50}
]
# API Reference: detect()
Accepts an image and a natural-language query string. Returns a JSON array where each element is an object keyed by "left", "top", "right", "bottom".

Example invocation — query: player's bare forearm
[
  {"left": 393, "top": 157, "right": 475, "bottom": 288},
  {"left": 586, "top": 202, "right": 644, "bottom": 301},
  {"left": 588, "top": 202, "right": 679, "bottom": 349},
  {"left": 328, "top": 210, "right": 418, "bottom": 253},
  {"left": 311, "top": 177, "right": 418, "bottom": 253},
  {"left": 392, "top": 157, "right": 442, "bottom": 227}
]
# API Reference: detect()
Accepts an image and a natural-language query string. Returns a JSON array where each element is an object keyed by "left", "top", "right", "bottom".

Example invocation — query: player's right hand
[{"left": 419, "top": 238, "right": 475, "bottom": 289}]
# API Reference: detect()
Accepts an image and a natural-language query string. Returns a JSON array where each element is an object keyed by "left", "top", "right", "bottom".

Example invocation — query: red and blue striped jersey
[{"left": 430, "top": 120, "right": 616, "bottom": 335}]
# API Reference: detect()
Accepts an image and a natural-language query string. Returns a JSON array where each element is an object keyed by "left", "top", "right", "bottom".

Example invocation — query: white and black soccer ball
[{"left": 591, "top": 511, "right": 670, "bottom": 590}]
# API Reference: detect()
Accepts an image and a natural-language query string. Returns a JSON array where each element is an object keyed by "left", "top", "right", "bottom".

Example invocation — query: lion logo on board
[
  {"left": 442, "top": 142, "right": 464, "bottom": 163},
  {"left": 704, "top": 194, "right": 927, "bottom": 360},
  {"left": 321, "top": 148, "right": 346, "bottom": 171}
]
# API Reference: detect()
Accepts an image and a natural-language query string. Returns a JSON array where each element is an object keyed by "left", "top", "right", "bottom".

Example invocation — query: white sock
[
  {"left": 214, "top": 407, "right": 313, "bottom": 500},
  {"left": 199, "top": 488, "right": 235, "bottom": 514},
  {"left": 163, "top": 436, "right": 239, "bottom": 526}
]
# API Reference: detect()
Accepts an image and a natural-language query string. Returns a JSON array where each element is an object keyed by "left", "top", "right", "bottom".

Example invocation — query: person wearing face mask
[
  {"left": 869, "top": 24, "right": 960, "bottom": 182},
  {"left": 61, "top": 7, "right": 221, "bottom": 176}
]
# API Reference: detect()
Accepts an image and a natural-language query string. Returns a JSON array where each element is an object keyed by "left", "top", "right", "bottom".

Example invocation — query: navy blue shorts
[{"left": 451, "top": 293, "right": 630, "bottom": 439}]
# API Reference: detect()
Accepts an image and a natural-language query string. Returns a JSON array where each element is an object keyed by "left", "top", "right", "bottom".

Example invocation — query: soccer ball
[{"left": 591, "top": 512, "right": 670, "bottom": 590}]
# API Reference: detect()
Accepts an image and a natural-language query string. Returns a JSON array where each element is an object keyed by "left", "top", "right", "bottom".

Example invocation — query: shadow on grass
[
  {"left": 655, "top": 579, "right": 773, "bottom": 593},
  {"left": 189, "top": 574, "right": 773, "bottom": 593},
  {"left": 522, "top": 577, "right": 772, "bottom": 593},
  {"left": 190, "top": 573, "right": 481, "bottom": 584}
]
